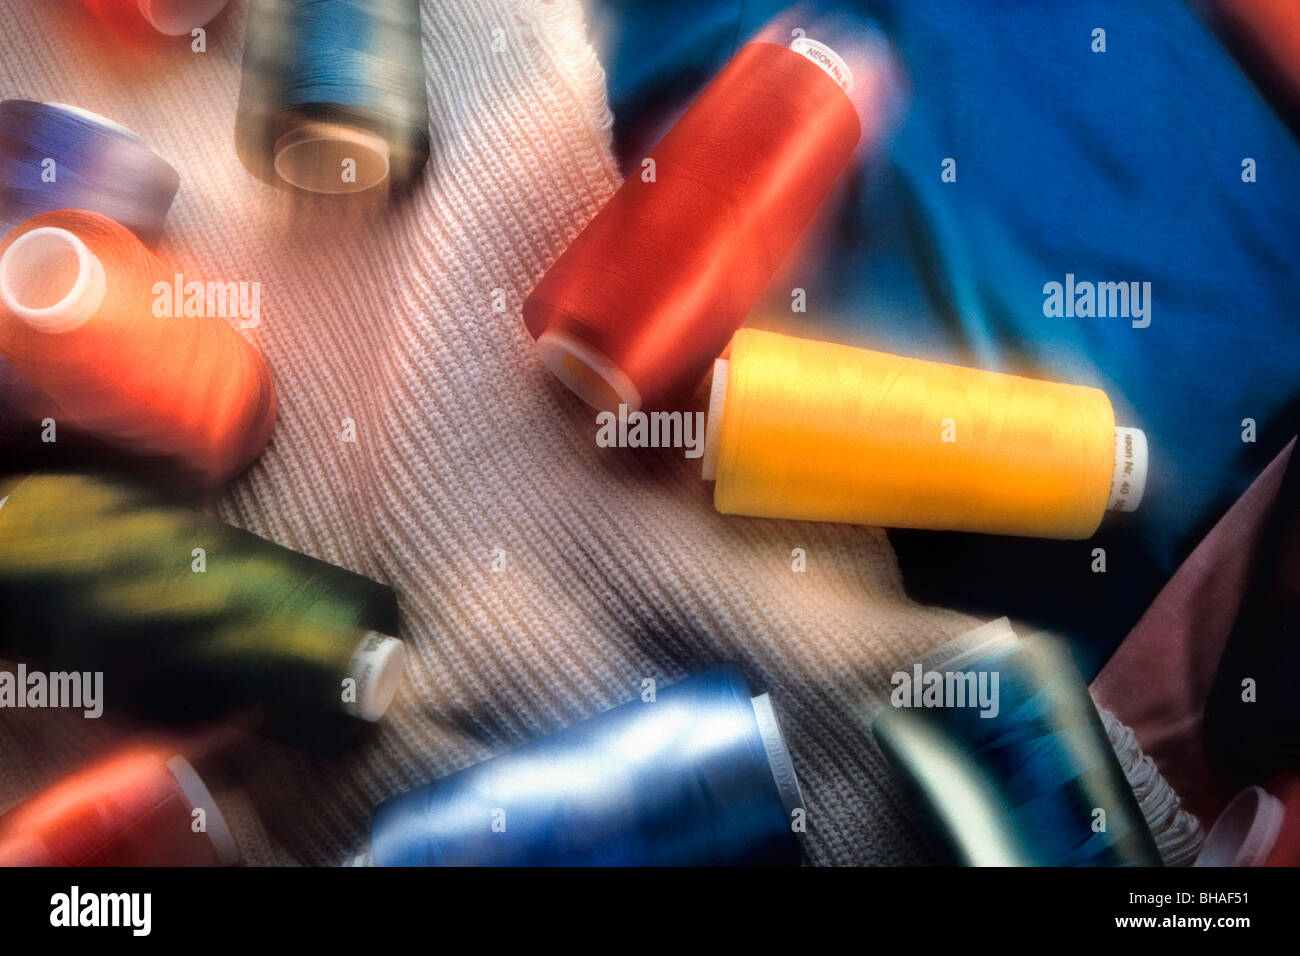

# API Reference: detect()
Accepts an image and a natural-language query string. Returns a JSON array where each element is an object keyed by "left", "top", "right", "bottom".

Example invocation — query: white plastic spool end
[
  {"left": 0, "top": 227, "right": 106, "bottom": 334},
  {"left": 165, "top": 755, "right": 240, "bottom": 865},
  {"left": 751, "top": 693, "right": 807, "bottom": 830},
  {"left": 536, "top": 328, "right": 642, "bottom": 414},
  {"left": 1195, "top": 786, "right": 1285, "bottom": 867},
  {"left": 701, "top": 358, "right": 729, "bottom": 481},
  {"left": 1108, "top": 427, "right": 1148, "bottom": 513},
  {"left": 342, "top": 632, "right": 406, "bottom": 722},
  {"left": 273, "top": 122, "right": 392, "bottom": 194},
  {"left": 137, "top": 0, "right": 230, "bottom": 37}
]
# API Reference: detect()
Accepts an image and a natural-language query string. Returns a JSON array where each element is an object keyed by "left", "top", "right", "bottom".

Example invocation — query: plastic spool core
[
  {"left": 0, "top": 227, "right": 107, "bottom": 334},
  {"left": 165, "top": 755, "right": 240, "bottom": 865},
  {"left": 342, "top": 632, "right": 406, "bottom": 722},
  {"left": 751, "top": 693, "right": 807, "bottom": 827},
  {"left": 536, "top": 328, "right": 643, "bottom": 413},
  {"left": 701, "top": 358, "right": 729, "bottom": 480},
  {"left": 273, "top": 122, "right": 391, "bottom": 194},
  {"left": 1195, "top": 786, "right": 1285, "bottom": 867},
  {"left": 138, "top": 0, "right": 230, "bottom": 37}
]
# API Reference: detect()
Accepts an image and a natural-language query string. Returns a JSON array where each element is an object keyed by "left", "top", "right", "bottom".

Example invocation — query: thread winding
[
  {"left": 0, "top": 473, "right": 405, "bottom": 749},
  {"left": 235, "top": 0, "right": 429, "bottom": 195},
  {"left": 524, "top": 39, "right": 865, "bottom": 412},
  {"left": 371, "top": 665, "right": 802, "bottom": 866},
  {"left": 0, "top": 101, "right": 178, "bottom": 245},
  {"left": 874, "top": 620, "right": 1162, "bottom": 866},
  {"left": 0, "top": 211, "right": 277, "bottom": 487},
  {"left": 706, "top": 329, "right": 1145, "bottom": 539}
]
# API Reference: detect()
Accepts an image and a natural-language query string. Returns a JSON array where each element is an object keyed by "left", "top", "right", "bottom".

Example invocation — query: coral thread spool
[
  {"left": 0, "top": 211, "right": 277, "bottom": 486},
  {"left": 524, "top": 37, "right": 863, "bottom": 412},
  {"left": 702, "top": 329, "right": 1147, "bottom": 539},
  {"left": 0, "top": 746, "right": 238, "bottom": 867},
  {"left": 79, "top": 0, "right": 230, "bottom": 39}
]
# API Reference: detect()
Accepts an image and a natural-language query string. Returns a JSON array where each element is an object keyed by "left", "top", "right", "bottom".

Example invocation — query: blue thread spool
[
  {"left": 873, "top": 619, "right": 1161, "bottom": 866},
  {"left": 0, "top": 101, "right": 179, "bottom": 245},
  {"left": 371, "top": 665, "right": 804, "bottom": 866},
  {"left": 235, "top": 0, "right": 429, "bottom": 195}
]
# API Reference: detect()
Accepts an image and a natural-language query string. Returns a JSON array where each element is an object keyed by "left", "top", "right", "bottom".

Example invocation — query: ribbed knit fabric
[{"left": 0, "top": 0, "right": 1167, "bottom": 866}]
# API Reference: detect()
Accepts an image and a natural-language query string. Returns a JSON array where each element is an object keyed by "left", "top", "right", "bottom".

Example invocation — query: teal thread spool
[
  {"left": 873, "top": 619, "right": 1161, "bottom": 866},
  {"left": 0, "top": 473, "right": 404, "bottom": 750},
  {"left": 235, "top": 0, "right": 429, "bottom": 195}
]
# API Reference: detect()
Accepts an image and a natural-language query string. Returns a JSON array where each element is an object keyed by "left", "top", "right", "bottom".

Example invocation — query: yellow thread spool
[{"left": 701, "top": 329, "right": 1146, "bottom": 539}]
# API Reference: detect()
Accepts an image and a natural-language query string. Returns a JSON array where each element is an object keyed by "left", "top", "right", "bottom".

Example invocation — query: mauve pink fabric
[{"left": 1092, "top": 438, "right": 1296, "bottom": 825}]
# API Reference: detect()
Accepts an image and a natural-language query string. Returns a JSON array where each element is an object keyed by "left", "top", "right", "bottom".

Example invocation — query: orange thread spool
[
  {"left": 0, "top": 211, "right": 276, "bottom": 486},
  {"left": 524, "top": 39, "right": 864, "bottom": 412}
]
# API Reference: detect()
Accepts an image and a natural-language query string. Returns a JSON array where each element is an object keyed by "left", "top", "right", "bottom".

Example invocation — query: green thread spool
[{"left": 0, "top": 473, "right": 404, "bottom": 750}]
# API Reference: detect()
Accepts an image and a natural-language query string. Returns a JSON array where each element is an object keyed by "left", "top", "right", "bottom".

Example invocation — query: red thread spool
[
  {"left": 0, "top": 211, "right": 276, "bottom": 486},
  {"left": 0, "top": 745, "right": 237, "bottom": 866},
  {"left": 80, "top": 0, "right": 230, "bottom": 42},
  {"left": 524, "top": 39, "right": 862, "bottom": 412}
]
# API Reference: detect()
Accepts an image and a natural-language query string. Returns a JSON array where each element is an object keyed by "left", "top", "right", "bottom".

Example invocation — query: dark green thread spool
[{"left": 0, "top": 473, "right": 403, "bottom": 750}]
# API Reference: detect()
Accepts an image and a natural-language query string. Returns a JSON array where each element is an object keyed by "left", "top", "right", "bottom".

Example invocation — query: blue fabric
[{"left": 592, "top": 0, "right": 1300, "bottom": 676}]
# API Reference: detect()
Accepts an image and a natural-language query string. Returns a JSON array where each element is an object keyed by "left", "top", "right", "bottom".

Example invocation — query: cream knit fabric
[{"left": 0, "top": 0, "right": 1176, "bottom": 866}]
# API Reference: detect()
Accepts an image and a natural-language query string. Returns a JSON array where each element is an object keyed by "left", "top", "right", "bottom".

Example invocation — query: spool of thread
[
  {"left": 80, "top": 0, "right": 230, "bottom": 40},
  {"left": 0, "top": 745, "right": 238, "bottom": 866},
  {"left": 371, "top": 665, "right": 803, "bottom": 866},
  {"left": 0, "top": 101, "right": 179, "bottom": 245},
  {"left": 873, "top": 619, "right": 1162, "bottom": 866},
  {"left": 235, "top": 0, "right": 429, "bottom": 195},
  {"left": 523, "top": 37, "right": 864, "bottom": 413},
  {"left": 1195, "top": 776, "right": 1300, "bottom": 867},
  {"left": 1195, "top": 786, "right": 1285, "bottom": 867},
  {"left": 0, "top": 473, "right": 405, "bottom": 749},
  {"left": 702, "top": 329, "right": 1148, "bottom": 539},
  {"left": 0, "top": 210, "right": 276, "bottom": 486}
]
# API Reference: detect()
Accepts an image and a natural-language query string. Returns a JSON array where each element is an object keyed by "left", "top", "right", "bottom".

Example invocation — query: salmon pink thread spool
[
  {"left": 0, "top": 210, "right": 277, "bottom": 486},
  {"left": 524, "top": 36, "right": 866, "bottom": 413},
  {"left": 80, "top": 0, "right": 230, "bottom": 42},
  {"left": 0, "top": 745, "right": 238, "bottom": 867}
]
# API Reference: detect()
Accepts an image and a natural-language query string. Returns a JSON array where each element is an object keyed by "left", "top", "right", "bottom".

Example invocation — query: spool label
[{"left": 1108, "top": 427, "right": 1148, "bottom": 513}]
